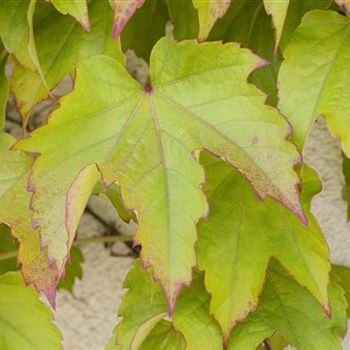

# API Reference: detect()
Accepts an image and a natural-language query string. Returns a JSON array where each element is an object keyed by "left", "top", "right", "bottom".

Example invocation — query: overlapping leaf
[
  {"left": 0, "top": 133, "right": 58, "bottom": 305},
  {"left": 16, "top": 37, "right": 303, "bottom": 309},
  {"left": 192, "top": 0, "right": 231, "bottom": 41},
  {"left": 0, "top": 272, "right": 63, "bottom": 350},
  {"left": 263, "top": 0, "right": 290, "bottom": 51},
  {"left": 50, "top": 0, "right": 90, "bottom": 30},
  {"left": 11, "top": 0, "right": 124, "bottom": 121},
  {"left": 0, "top": 225, "right": 18, "bottom": 274},
  {"left": 197, "top": 154, "right": 330, "bottom": 338},
  {"left": 278, "top": 10, "right": 350, "bottom": 155},
  {"left": 112, "top": 0, "right": 146, "bottom": 39},
  {"left": 106, "top": 260, "right": 221, "bottom": 350},
  {"left": 228, "top": 261, "right": 346, "bottom": 350}
]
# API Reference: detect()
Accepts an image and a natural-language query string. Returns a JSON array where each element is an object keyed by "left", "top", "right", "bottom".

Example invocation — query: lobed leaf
[
  {"left": 278, "top": 10, "right": 350, "bottom": 155},
  {"left": 16, "top": 37, "right": 304, "bottom": 309},
  {"left": 198, "top": 154, "right": 330, "bottom": 338},
  {"left": 342, "top": 153, "right": 350, "bottom": 221},
  {"left": 0, "top": 272, "right": 63, "bottom": 350}
]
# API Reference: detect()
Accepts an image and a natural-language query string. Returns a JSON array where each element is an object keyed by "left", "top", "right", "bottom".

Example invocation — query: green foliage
[{"left": 0, "top": 1, "right": 350, "bottom": 348}]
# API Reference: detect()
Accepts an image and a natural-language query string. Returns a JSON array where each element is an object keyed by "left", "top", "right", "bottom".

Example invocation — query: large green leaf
[
  {"left": 278, "top": 10, "right": 350, "bottom": 155},
  {"left": 16, "top": 37, "right": 304, "bottom": 309},
  {"left": 197, "top": 154, "right": 330, "bottom": 338},
  {"left": 120, "top": 0, "right": 169, "bottom": 61},
  {"left": 107, "top": 260, "right": 222, "bottom": 350},
  {"left": 192, "top": 0, "right": 231, "bottom": 41},
  {"left": 11, "top": 0, "right": 124, "bottom": 121},
  {"left": 228, "top": 261, "right": 346, "bottom": 350},
  {"left": 111, "top": 0, "right": 146, "bottom": 39},
  {"left": 0, "top": 133, "right": 58, "bottom": 305},
  {"left": 50, "top": 0, "right": 90, "bottom": 30},
  {"left": 0, "top": 272, "right": 63, "bottom": 350}
]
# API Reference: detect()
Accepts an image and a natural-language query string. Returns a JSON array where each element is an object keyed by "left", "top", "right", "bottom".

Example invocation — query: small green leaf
[
  {"left": 198, "top": 154, "right": 330, "bottom": 338},
  {"left": 57, "top": 245, "right": 84, "bottom": 293},
  {"left": 332, "top": 264, "right": 350, "bottom": 317},
  {"left": 228, "top": 261, "right": 346, "bottom": 350},
  {"left": 192, "top": 0, "right": 231, "bottom": 41},
  {"left": 111, "top": 0, "right": 146, "bottom": 39},
  {"left": 50, "top": 0, "right": 90, "bottom": 30},
  {"left": 17, "top": 37, "right": 304, "bottom": 310},
  {"left": 0, "top": 272, "right": 63, "bottom": 350},
  {"left": 0, "top": 225, "right": 18, "bottom": 274},
  {"left": 11, "top": 0, "right": 124, "bottom": 121},
  {"left": 278, "top": 10, "right": 350, "bottom": 155},
  {"left": 94, "top": 182, "right": 135, "bottom": 223}
]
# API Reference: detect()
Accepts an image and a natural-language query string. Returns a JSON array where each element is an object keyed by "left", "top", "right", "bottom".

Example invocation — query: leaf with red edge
[{"left": 16, "top": 37, "right": 304, "bottom": 311}]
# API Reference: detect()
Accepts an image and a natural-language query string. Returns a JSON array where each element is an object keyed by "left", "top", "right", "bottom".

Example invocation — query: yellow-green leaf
[{"left": 16, "top": 37, "right": 304, "bottom": 310}]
